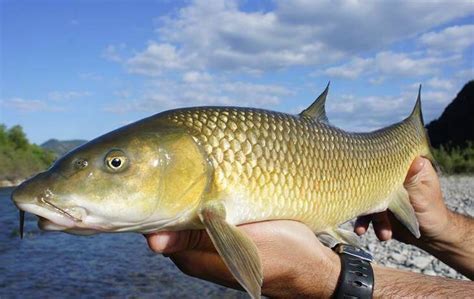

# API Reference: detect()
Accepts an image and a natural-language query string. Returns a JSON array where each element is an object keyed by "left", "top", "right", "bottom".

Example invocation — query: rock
[
  {"left": 423, "top": 269, "right": 437, "bottom": 276},
  {"left": 390, "top": 252, "right": 406, "bottom": 263},
  {"left": 409, "top": 256, "right": 433, "bottom": 269},
  {"left": 466, "top": 204, "right": 474, "bottom": 218}
]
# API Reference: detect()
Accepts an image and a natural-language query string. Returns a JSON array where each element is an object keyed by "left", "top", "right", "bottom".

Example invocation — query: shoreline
[{"left": 0, "top": 179, "right": 23, "bottom": 188}]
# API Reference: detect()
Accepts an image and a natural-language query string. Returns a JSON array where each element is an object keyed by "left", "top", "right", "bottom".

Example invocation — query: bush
[
  {"left": 432, "top": 142, "right": 474, "bottom": 174},
  {"left": 0, "top": 124, "right": 56, "bottom": 181}
]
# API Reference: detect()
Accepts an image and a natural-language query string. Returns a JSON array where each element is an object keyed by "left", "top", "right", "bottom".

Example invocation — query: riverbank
[{"left": 0, "top": 179, "right": 23, "bottom": 188}]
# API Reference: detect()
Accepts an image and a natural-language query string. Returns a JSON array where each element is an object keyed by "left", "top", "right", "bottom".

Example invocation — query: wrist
[
  {"left": 322, "top": 251, "right": 342, "bottom": 298},
  {"left": 420, "top": 210, "right": 463, "bottom": 253},
  {"left": 290, "top": 248, "right": 341, "bottom": 298}
]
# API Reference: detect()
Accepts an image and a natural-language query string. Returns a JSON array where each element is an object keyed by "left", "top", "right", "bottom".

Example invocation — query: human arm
[
  {"left": 145, "top": 220, "right": 474, "bottom": 298},
  {"left": 355, "top": 157, "right": 474, "bottom": 279}
]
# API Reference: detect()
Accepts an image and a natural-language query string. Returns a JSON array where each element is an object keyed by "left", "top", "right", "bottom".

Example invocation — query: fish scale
[{"left": 165, "top": 105, "right": 429, "bottom": 231}]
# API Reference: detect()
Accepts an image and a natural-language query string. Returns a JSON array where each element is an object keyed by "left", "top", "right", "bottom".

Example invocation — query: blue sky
[{"left": 1, "top": 0, "right": 473, "bottom": 144}]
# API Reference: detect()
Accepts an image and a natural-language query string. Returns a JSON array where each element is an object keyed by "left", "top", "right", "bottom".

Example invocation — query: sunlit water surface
[{"left": 0, "top": 187, "right": 245, "bottom": 298}]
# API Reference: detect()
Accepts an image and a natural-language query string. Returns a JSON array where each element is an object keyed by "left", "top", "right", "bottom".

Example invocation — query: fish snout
[{"left": 11, "top": 171, "right": 58, "bottom": 207}]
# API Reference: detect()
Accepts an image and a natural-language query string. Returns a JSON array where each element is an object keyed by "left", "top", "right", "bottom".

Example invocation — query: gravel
[{"left": 343, "top": 175, "right": 473, "bottom": 280}]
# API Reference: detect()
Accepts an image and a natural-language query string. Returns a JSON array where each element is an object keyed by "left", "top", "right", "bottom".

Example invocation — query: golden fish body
[
  {"left": 12, "top": 85, "right": 432, "bottom": 298},
  {"left": 163, "top": 104, "right": 430, "bottom": 233}
]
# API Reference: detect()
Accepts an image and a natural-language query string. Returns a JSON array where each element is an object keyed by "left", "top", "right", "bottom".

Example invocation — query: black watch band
[{"left": 333, "top": 244, "right": 374, "bottom": 299}]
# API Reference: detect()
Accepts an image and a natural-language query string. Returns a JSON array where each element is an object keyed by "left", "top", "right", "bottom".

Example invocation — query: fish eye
[{"left": 105, "top": 150, "right": 128, "bottom": 172}]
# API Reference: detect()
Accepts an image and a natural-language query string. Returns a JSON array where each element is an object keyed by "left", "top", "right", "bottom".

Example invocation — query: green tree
[
  {"left": 0, "top": 124, "right": 56, "bottom": 183},
  {"left": 8, "top": 125, "right": 29, "bottom": 150}
]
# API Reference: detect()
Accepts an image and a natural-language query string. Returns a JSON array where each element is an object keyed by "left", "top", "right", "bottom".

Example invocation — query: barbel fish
[{"left": 12, "top": 84, "right": 433, "bottom": 298}]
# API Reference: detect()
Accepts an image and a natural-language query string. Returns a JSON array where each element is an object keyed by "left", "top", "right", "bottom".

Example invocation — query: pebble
[
  {"left": 423, "top": 269, "right": 437, "bottom": 276},
  {"left": 409, "top": 256, "right": 433, "bottom": 269},
  {"left": 390, "top": 252, "right": 406, "bottom": 263}
]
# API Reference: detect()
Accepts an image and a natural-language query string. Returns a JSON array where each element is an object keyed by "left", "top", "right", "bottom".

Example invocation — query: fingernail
[
  {"left": 155, "top": 234, "right": 171, "bottom": 251},
  {"left": 149, "top": 232, "right": 177, "bottom": 253},
  {"left": 418, "top": 157, "right": 426, "bottom": 170}
]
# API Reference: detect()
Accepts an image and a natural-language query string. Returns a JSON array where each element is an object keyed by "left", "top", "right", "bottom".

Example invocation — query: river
[{"left": 0, "top": 187, "right": 245, "bottom": 298}]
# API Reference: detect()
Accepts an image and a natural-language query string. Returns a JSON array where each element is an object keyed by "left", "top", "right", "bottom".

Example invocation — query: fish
[{"left": 11, "top": 84, "right": 433, "bottom": 298}]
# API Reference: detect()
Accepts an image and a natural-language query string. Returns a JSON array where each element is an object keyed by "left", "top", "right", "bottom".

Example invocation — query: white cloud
[
  {"left": 326, "top": 77, "right": 471, "bottom": 132},
  {"left": 79, "top": 72, "right": 103, "bottom": 81},
  {"left": 420, "top": 24, "right": 474, "bottom": 54},
  {"left": 455, "top": 68, "right": 474, "bottom": 81},
  {"left": 102, "top": 44, "right": 126, "bottom": 62},
  {"left": 48, "top": 91, "right": 91, "bottom": 101},
  {"left": 0, "top": 98, "right": 63, "bottom": 112},
  {"left": 100, "top": 0, "right": 472, "bottom": 132},
  {"left": 126, "top": 42, "right": 185, "bottom": 76},
  {"left": 374, "top": 51, "right": 444, "bottom": 76},
  {"left": 324, "top": 57, "right": 372, "bottom": 79},
  {"left": 426, "top": 77, "right": 454, "bottom": 90},
  {"left": 106, "top": 73, "right": 293, "bottom": 113},
  {"left": 121, "top": 0, "right": 473, "bottom": 75},
  {"left": 323, "top": 49, "right": 462, "bottom": 79},
  {"left": 182, "top": 71, "right": 212, "bottom": 83},
  {"left": 2, "top": 91, "right": 92, "bottom": 112},
  {"left": 276, "top": 0, "right": 474, "bottom": 52}
]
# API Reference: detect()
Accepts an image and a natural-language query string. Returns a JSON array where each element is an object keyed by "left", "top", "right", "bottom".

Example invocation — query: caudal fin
[{"left": 405, "top": 85, "right": 436, "bottom": 166}]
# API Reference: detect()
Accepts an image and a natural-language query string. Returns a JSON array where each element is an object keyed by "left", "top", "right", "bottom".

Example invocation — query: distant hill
[
  {"left": 41, "top": 139, "right": 87, "bottom": 157},
  {"left": 426, "top": 81, "right": 474, "bottom": 149}
]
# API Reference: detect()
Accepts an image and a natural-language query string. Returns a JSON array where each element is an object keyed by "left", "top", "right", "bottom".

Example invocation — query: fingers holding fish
[
  {"left": 145, "top": 220, "right": 342, "bottom": 298},
  {"left": 145, "top": 230, "right": 210, "bottom": 254},
  {"left": 354, "top": 213, "right": 393, "bottom": 241}
]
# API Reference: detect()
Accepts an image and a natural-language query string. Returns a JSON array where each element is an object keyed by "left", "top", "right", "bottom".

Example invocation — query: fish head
[{"left": 12, "top": 123, "right": 210, "bottom": 235}]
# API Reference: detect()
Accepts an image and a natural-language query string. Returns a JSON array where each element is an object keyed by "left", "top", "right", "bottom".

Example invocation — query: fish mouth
[
  {"left": 16, "top": 198, "right": 89, "bottom": 235},
  {"left": 39, "top": 198, "right": 83, "bottom": 222}
]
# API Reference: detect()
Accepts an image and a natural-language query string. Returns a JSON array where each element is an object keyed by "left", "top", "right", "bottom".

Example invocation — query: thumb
[
  {"left": 145, "top": 230, "right": 212, "bottom": 254},
  {"left": 404, "top": 156, "right": 427, "bottom": 187},
  {"left": 404, "top": 156, "right": 439, "bottom": 190},
  {"left": 403, "top": 156, "right": 442, "bottom": 213}
]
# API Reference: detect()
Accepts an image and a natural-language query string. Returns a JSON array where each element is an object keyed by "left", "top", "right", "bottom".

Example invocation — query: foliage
[
  {"left": 0, "top": 124, "right": 56, "bottom": 182},
  {"left": 432, "top": 141, "right": 474, "bottom": 174}
]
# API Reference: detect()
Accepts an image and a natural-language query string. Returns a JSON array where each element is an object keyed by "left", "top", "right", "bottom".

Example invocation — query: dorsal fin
[
  {"left": 300, "top": 82, "right": 330, "bottom": 122},
  {"left": 408, "top": 84, "right": 424, "bottom": 124}
]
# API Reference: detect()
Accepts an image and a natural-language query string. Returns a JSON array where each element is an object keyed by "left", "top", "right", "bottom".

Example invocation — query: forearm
[
  {"left": 415, "top": 211, "right": 474, "bottom": 279},
  {"left": 274, "top": 254, "right": 473, "bottom": 298},
  {"left": 373, "top": 264, "right": 473, "bottom": 298}
]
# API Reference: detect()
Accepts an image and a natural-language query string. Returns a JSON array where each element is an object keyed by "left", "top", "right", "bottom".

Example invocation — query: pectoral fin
[
  {"left": 388, "top": 186, "right": 420, "bottom": 238},
  {"left": 199, "top": 201, "right": 263, "bottom": 299}
]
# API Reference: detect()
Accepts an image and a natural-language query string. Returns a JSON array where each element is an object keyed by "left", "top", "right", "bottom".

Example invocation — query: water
[{"left": 0, "top": 187, "right": 245, "bottom": 298}]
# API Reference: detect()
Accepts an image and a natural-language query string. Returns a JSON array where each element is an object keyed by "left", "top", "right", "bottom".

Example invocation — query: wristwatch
[{"left": 333, "top": 244, "right": 374, "bottom": 299}]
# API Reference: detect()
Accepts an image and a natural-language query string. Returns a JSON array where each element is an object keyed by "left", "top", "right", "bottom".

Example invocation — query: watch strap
[{"left": 334, "top": 244, "right": 374, "bottom": 299}]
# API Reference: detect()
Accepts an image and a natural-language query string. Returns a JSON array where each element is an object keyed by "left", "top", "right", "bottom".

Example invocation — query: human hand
[
  {"left": 145, "top": 220, "right": 341, "bottom": 298},
  {"left": 354, "top": 156, "right": 454, "bottom": 246}
]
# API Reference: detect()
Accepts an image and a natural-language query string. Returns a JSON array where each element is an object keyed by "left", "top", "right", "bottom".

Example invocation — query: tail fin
[{"left": 405, "top": 85, "right": 436, "bottom": 166}]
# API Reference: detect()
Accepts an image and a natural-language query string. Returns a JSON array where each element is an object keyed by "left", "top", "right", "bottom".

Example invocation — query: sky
[{"left": 1, "top": 0, "right": 473, "bottom": 144}]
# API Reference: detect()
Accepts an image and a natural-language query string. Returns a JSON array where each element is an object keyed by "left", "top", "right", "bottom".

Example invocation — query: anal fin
[
  {"left": 199, "top": 201, "right": 263, "bottom": 299},
  {"left": 388, "top": 186, "right": 420, "bottom": 238}
]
